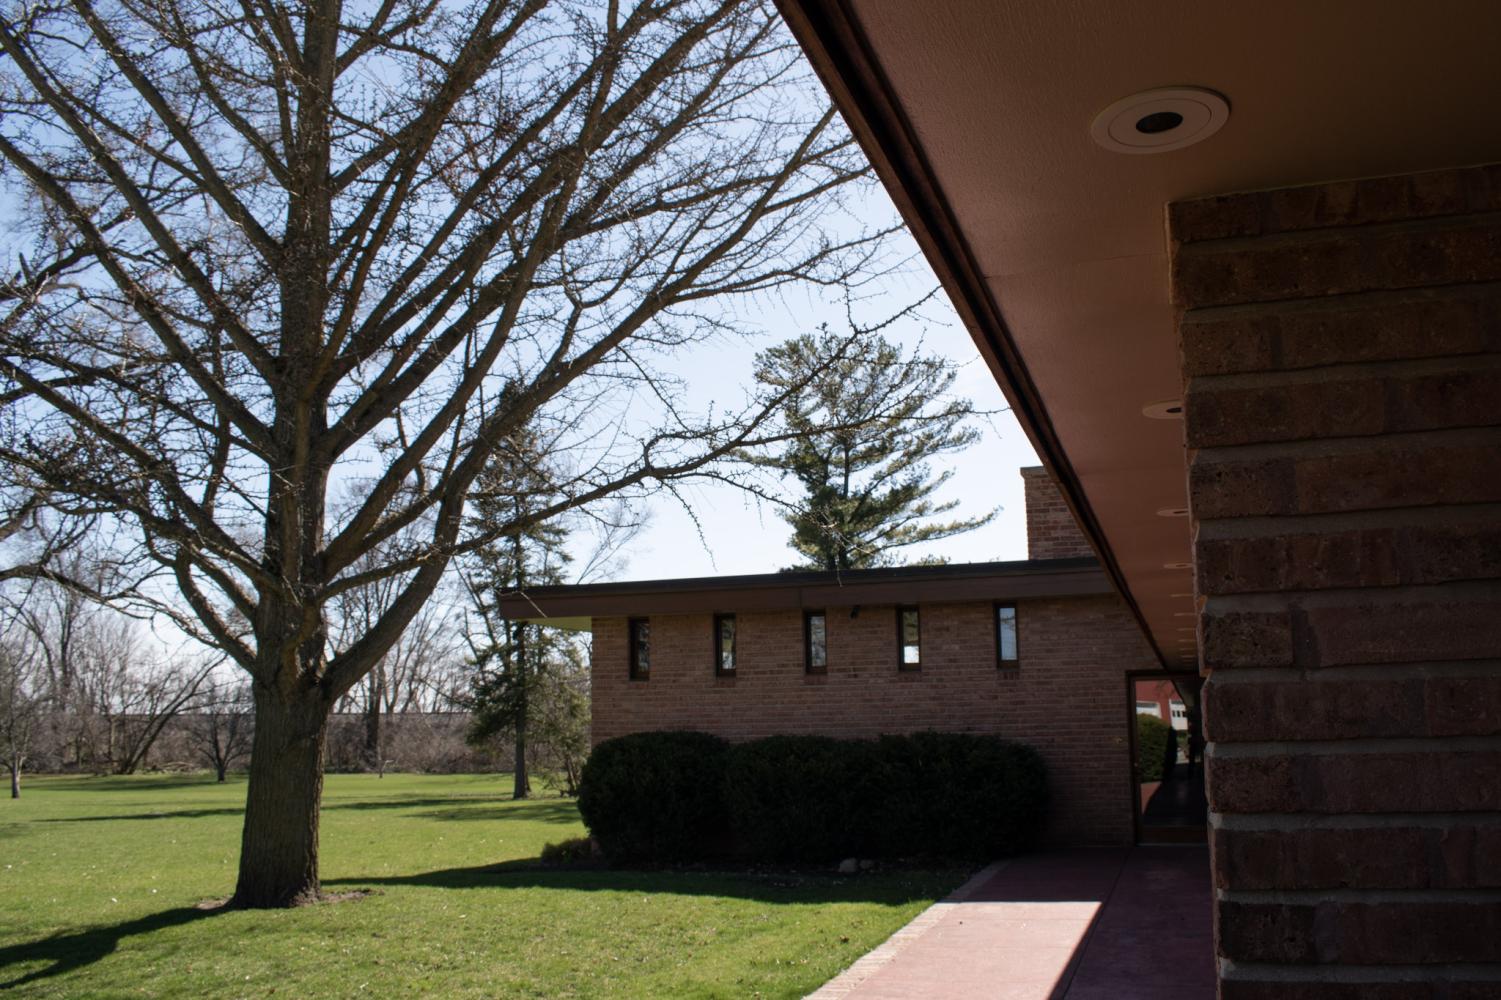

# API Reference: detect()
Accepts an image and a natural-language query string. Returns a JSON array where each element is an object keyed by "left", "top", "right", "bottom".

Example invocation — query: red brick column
[{"left": 1170, "top": 165, "right": 1501, "bottom": 999}]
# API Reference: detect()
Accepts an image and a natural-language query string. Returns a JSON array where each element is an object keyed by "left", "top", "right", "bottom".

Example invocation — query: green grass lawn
[{"left": 0, "top": 774, "right": 967, "bottom": 999}]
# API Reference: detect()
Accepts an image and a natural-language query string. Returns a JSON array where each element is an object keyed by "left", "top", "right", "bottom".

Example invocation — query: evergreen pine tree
[
  {"left": 752, "top": 330, "right": 995, "bottom": 570},
  {"left": 463, "top": 429, "right": 583, "bottom": 799}
]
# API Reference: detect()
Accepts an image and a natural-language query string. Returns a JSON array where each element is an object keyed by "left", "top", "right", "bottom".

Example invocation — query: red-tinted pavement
[{"left": 809, "top": 847, "right": 1213, "bottom": 1000}]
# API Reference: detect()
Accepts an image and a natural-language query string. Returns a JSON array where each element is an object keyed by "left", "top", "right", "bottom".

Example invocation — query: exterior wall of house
[
  {"left": 1171, "top": 163, "right": 1501, "bottom": 998},
  {"left": 591, "top": 594, "right": 1160, "bottom": 845},
  {"left": 1021, "top": 465, "right": 1095, "bottom": 559}
]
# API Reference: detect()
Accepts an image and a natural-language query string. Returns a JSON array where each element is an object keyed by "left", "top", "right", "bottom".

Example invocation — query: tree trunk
[
  {"left": 513, "top": 717, "right": 528, "bottom": 800},
  {"left": 215, "top": 760, "right": 228, "bottom": 782},
  {"left": 513, "top": 620, "right": 529, "bottom": 800},
  {"left": 363, "top": 669, "right": 383, "bottom": 774},
  {"left": 231, "top": 685, "right": 330, "bottom": 908},
  {"left": 8, "top": 766, "right": 18, "bottom": 799}
]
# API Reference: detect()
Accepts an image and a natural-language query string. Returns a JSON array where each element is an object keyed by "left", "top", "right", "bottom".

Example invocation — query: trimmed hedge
[
  {"left": 865, "top": 732, "right": 1049, "bottom": 859},
  {"left": 722, "top": 735, "right": 882, "bottom": 861},
  {"left": 579, "top": 730, "right": 1048, "bottom": 863},
  {"left": 576, "top": 730, "right": 729, "bottom": 861},
  {"left": 1136, "top": 713, "right": 1173, "bottom": 783}
]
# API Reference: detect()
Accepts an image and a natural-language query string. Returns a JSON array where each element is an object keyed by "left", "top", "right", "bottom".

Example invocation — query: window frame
[
  {"left": 995, "top": 601, "right": 1020, "bottom": 669},
  {"left": 804, "top": 609, "right": 828, "bottom": 675},
  {"left": 628, "top": 617, "right": 650, "bottom": 681},
  {"left": 897, "top": 605, "right": 921, "bottom": 671},
  {"left": 713, "top": 612, "right": 737, "bottom": 677}
]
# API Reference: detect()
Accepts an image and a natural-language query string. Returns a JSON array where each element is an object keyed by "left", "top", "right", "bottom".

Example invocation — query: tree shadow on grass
[
  {"left": 0, "top": 905, "right": 222, "bottom": 990},
  {"left": 323, "top": 860, "right": 967, "bottom": 907},
  {"left": 318, "top": 796, "right": 498, "bottom": 813},
  {"left": 30, "top": 776, "right": 237, "bottom": 793},
  {"left": 36, "top": 796, "right": 578, "bottom": 826},
  {"left": 39, "top": 807, "right": 246, "bottom": 824},
  {"left": 411, "top": 799, "right": 581, "bottom": 824}
]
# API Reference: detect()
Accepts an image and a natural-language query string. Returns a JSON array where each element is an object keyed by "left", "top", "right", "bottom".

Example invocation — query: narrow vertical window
[
  {"left": 996, "top": 602, "right": 1019, "bottom": 668},
  {"left": 714, "top": 613, "right": 736, "bottom": 676},
  {"left": 628, "top": 617, "right": 650, "bottom": 680},
  {"left": 805, "top": 610, "right": 827, "bottom": 674},
  {"left": 898, "top": 606, "right": 921, "bottom": 670}
]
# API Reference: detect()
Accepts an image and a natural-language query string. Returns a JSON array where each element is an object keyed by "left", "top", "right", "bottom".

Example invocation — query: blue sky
[{"left": 603, "top": 235, "right": 1041, "bottom": 582}]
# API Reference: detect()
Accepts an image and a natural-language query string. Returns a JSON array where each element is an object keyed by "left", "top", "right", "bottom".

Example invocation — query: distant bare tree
[
  {"left": 0, "top": 0, "right": 896, "bottom": 906},
  {"left": 6, "top": 581, "right": 209, "bottom": 773},
  {"left": 0, "top": 637, "right": 42, "bottom": 798},
  {"left": 105, "top": 656, "right": 215, "bottom": 775},
  {"left": 186, "top": 682, "right": 254, "bottom": 782},
  {"left": 8, "top": 570, "right": 119, "bottom": 769},
  {"left": 331, "top": 511, "right": 464, "bottom": 776}
]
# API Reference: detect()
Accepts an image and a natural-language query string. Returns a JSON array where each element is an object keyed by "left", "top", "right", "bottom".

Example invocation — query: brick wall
[
  {"left": 1020, "top": 465, "right": 1095, "bottom": 559},
  {"left": 592, "top": 595, "right": 1159, "bottom": 845},
  {"left": 1170, "top": 164, "right": 1501, "bottom": 998}
]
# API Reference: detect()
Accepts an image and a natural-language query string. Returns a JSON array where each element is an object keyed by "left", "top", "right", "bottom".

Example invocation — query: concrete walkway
[{"left": 809, "top": 847, "right": 1214, "bottom": 1000}]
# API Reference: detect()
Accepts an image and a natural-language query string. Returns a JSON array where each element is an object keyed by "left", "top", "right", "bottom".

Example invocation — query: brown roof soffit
[
  {"left": 498, "top": 558, "right": 1112, "bottom": 622},
  {"left": 771, "top": 0, "right": 1167, "bottom": 668}
]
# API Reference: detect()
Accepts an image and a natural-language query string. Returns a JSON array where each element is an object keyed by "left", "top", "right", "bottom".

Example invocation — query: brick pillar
[
  {"left": 1020, "top": 466, "right": 1095, "bottom": 560},
  {"left": 1170, "top": 165, "right": 1501, "bottom": 999}
]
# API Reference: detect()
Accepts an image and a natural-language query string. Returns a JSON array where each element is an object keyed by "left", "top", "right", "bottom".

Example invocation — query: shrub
[
  {"left": 576, "top": 730, "right": 729, "bottom": 862},
  {"left": 724, "top": 731, "right": 1047, "bottom": 863},
  {"left": 580, "top": 729, "right": 1049, "bottom": 864},
  {"left": 1136, "top": 713, "right": 1173, "bottom": 783},
  {"left": 868, "top": 732, "right": 1048, "bottom": 859},
  {"left": 722, "top": 735, "right": 881, "bottom": 862}
]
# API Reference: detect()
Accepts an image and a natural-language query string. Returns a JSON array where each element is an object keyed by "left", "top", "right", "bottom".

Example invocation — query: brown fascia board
[
  {"left": 498, "top": 558, "right": 1111, "bottom": 622},
  {"left": 769, "top": 0, "right": 1167, "bottom": 668}
]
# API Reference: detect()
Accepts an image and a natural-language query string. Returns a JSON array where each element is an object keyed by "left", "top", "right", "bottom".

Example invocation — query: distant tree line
[{"left": 0, "top": 546, "right": 587, "bottom": 795}]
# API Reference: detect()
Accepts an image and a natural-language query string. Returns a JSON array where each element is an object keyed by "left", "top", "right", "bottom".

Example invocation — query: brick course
[
  {"left": 1172, "top": 163, "right": 1501, "bottom": 996},
  {"left": 591, "top": 594, "right": 1158, "bottom": 845}
]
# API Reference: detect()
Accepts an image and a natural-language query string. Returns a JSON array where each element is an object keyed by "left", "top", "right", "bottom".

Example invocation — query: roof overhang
[
  {"left": 774, "top": 0, "right": 1501, "bottom": 669},
  {"left": 499, "top": 558, "right": 1110, "bottom": 625}
]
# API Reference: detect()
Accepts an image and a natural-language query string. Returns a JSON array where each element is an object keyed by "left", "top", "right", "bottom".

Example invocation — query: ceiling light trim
[{"left": 1091, "top": 87, "right": 1230, "bottom": 155}]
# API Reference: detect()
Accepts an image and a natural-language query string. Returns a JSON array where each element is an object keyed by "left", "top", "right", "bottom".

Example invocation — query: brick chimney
[{"left": 1020, "top": 466, "right": 1094, "bottom": 561}]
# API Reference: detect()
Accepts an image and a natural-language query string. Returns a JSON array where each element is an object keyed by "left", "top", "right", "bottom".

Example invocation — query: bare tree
[
  {"left": 0, "top": 494, "right": 81, "bottom": 587},
  {"left": 0, "top": 637, "right": 42, "bottom": 798},
  {"left": 106, "top": 656, "right": 215, "bottom": 775},
  {"left": 185, "top": 681, "right": 254, "bottom": 782},
  {"left": 330, "top": 505, "right": 464, "bottom": 776},
  {"left": 7, "top": 585, "right": 211, "bottom": 773},
  {"left": 7, "top": 570, "right": 121, "bottom": 769},
  {"left": 333, "top": 589, "right": 462, "bottom": 777},
  {"left": 0, "top": 0, "right": 894, "bottom": 906},
  {"left": 0, "top": 466, "right": 145, "bottom": 601}
]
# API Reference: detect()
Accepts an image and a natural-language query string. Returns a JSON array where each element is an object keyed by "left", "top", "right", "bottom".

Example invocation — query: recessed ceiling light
[
  {"left": 1142, "top": 399, "right": 1184, "bottom": 420},
  {"left": 1092, "top": 87, "right": 1230, "bottom": 154},
  {"left": 1156, "top": 507, "right": 1190, "bottom": 518}
]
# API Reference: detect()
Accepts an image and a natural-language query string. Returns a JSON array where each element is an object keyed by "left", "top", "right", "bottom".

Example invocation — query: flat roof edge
[{"left": 500, "top": 559, "right": 1113, "bottom": 622}]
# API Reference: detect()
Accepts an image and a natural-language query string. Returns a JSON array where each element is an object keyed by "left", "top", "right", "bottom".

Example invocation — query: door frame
[{"left": 1125, "top": 669, "right": 1205, "bottom": 845}]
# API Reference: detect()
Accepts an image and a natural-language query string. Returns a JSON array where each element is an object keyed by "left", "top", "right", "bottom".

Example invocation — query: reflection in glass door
[{"left": 1131, "top": 673, "right": 1207, "bottom": 843}]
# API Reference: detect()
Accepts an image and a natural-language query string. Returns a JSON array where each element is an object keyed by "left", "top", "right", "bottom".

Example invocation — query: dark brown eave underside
[
  {"left": 498, "top": 558, "right": 1110, "bottom": 622},
  {"left": 770, "top": 0, "right": 1167, "bottom": 667}
]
